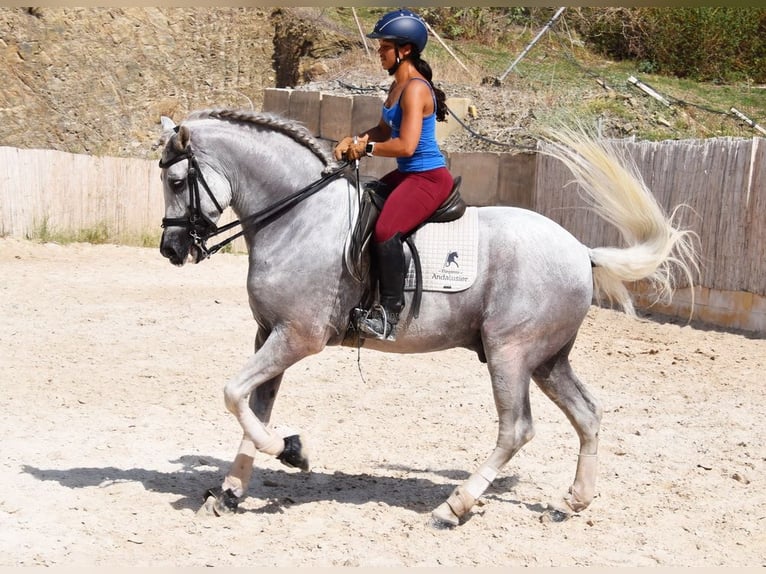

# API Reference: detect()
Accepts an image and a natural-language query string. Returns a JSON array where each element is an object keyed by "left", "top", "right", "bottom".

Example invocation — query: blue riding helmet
[{"left": 367, "top": 9, "right": 428, "bottom": 53}]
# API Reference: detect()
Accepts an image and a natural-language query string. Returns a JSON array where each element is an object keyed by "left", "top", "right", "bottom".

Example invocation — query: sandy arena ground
[{"left": 0, "top": 238, "right": 763, "bottom": 567}]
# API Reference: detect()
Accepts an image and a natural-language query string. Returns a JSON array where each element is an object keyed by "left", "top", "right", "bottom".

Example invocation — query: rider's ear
[{"left": 175, "top": 125, "right": 191, "bottom": 151}]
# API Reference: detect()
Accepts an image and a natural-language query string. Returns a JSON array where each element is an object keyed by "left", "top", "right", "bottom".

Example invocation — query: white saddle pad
[{"left": 404, "top": 207, "right": 479, "bottom": 292}]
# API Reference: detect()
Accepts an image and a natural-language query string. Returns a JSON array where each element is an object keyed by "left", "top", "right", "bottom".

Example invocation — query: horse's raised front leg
[
  {"left": 202, "top": 326, "right": 316, "bottom": 515},
  {"left": 432, "top": 344, "right": 535, "bottom": 527},
  {"left": 532, "top": 339, "right": 602, "bottom": 512},
  {"left": 216, "top": 329, "right": 283, "bottom": 497},
  {"left": 215, "top": 374, "right": 283, "bottom": 492}
]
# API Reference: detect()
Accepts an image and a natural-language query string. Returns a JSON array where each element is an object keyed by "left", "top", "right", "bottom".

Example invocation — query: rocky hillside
[
  {"left": 0, "top": 7, "right": 355, "bottom": 159},
  {"left": 0, "top": 7, "right": 760, "bottom": 161},
  {"left": 0, "top": 8, "right": 264, "bottom": 157}
]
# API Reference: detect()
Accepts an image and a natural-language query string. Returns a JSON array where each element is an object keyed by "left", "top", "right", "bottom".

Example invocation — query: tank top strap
[{"left": 401, "top": 77, "right": 437, "bottom": 111}]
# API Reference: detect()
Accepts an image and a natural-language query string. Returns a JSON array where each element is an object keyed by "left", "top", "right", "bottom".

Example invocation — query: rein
[{"left": 159, "top": 147, "right": 348, "bottom": 259}]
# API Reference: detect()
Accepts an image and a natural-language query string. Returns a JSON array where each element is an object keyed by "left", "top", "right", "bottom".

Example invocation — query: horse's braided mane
[{"left": 186, "top": 108, "right": 336, "bottom": 168}]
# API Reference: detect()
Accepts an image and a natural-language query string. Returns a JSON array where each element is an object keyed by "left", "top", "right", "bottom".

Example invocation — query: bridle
[
  {"left": 159, "top": 149, "right": 223, "bottom": 257},
  {"left": 158, "top": 145, "right": 348, "bottom": 260}
]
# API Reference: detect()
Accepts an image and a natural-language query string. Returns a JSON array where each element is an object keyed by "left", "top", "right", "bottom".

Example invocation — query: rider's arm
[{"left": 359, "top": 119, "right": 391, "bottom": 144}]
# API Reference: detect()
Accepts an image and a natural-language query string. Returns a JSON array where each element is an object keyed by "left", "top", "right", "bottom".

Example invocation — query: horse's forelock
[{"left": 155, "top": 124, "right": 177, "bottom": 152}]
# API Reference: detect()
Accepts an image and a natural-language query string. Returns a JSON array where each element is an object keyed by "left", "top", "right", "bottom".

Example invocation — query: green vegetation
[
  {"left": 396, "top": 7, "right": 765, "bottom": 84},
  {"left": 29, "top": 218, "right": 162, "bottom": 248},
  {"left": 570, "top": 7, "right": 766, "bottom": 84},
  {"left": 26, "top": 221, "right": 240, "bottom": 253}
]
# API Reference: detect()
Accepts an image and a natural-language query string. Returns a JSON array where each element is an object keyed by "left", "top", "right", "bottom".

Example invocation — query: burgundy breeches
[{"left": 374, "top": 167, "right": 453, "bottom": 243}]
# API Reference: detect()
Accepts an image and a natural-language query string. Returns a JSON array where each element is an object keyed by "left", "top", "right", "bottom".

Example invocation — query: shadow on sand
[{"left": 22, "top": 455, "right": 532, "bottom": 519}]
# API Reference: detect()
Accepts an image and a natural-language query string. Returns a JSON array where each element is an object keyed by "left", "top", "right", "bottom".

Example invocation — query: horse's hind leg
[
  {"left": 533, "top": 337, "right": 602, "bottom": 512},
  {"left": 432, "top": 345, "right": 535, "bottom": 526}
]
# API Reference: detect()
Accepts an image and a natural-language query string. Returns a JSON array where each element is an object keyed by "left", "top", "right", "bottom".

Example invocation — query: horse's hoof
[
  {"left": 276, "top": 434, "right": 310, "bottom": 472},
  {"left": 564, "top": 485, "right": 590, "bottom": 513},
  {"left": 199, "top": 487, "right": 239, "bottom": 517},
  {"left": 430, "top": 502, "right": 460, "bottom": 528},
  {"left": 540, "top": 504, "right": 572, "bottom": 523},
  {"left": 198, "top": 495, "right": 219, "bottom": 516},
  {"left": 564, "top": 498, "right": 587, "bottom": 513}
]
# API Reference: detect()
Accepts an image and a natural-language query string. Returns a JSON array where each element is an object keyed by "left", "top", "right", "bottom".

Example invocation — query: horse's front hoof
[
  {"left": 430, "top": 485, "right": 474, "bottom": 528},
  {"left": 540, "top": 503, "right": 573, "bottom": 523},
  {"left": 276, "top": 434, "right": 310, "bottom": 472},
  {"left": 198, "top": 487, "right": 239, "bottom": 517},
  {"left": 430, "top": 502, "right": 460, "bottom": 528}
]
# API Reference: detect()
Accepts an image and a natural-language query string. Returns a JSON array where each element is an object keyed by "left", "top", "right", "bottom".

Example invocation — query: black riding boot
[{"left": 359, "top": 234, "right": 405, "bottom": 340}]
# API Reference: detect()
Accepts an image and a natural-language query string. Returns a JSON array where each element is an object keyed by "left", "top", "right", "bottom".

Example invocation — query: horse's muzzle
[{"left": 160, "top": 229, "right": 194, "bottom": 266}]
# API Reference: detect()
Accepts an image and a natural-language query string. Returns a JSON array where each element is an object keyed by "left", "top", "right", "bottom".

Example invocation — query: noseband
[{"left": 159, "top": 145, "right": 348, "bottom": 259}]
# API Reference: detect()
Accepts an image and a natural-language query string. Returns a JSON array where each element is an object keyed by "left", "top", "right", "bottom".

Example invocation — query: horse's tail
[{"left": 539, "top": 125, "right": 699, "bottom": 316}]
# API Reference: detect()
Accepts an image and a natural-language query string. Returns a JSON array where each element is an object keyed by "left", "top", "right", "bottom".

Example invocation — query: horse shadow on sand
[{"left": 22, "top": 455, "right": 537, "bottom": 520}]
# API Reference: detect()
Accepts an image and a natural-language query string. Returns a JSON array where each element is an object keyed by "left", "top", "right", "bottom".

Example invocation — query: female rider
[{"left": 334, "top": 8, "right": 453, "bottom": 341}]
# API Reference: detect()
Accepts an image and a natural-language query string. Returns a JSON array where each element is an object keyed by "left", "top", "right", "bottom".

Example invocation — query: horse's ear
[
  {"left": 156, "top": 116, "right": 178, "bottom": 149},
  {"left": 160, "top": 116, "right": 176, "bottom": 132},
  {"left": 176, "top": 124, "right": 191, "bottom": 151}
]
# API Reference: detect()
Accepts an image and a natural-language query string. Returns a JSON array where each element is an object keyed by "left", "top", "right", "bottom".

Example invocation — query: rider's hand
[
  {"left": 333, "top": 136, "right": 355, "bottom": 161},
  {"left": 345, "top": 135, "right": 369, "bottom": 161}
]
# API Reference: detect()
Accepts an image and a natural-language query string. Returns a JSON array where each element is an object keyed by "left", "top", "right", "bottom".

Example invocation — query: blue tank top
[{"left": 381, "top": 78, "right": 446, "bottom": 173}]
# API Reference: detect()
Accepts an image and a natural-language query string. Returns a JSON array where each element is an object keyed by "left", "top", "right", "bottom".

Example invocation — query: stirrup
[{"left": 358, "top": 304, "right": 397, "bottom": 341}]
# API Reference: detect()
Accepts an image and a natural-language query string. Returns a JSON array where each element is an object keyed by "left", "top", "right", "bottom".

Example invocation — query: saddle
[{"left": 344, "top": 175, "right": 466, "bottom": 319}]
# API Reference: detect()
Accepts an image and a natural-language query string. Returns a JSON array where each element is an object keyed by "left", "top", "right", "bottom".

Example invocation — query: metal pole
[
  {"left": 423, "top": 20, "right": 473, "bottom": 77},
  {"left": 628, "top": 75, "right": 672, "bottom": 107},
  {"left": 496, "top": 7, "right": 566, "bottom": 85},
  {"left": 351, "top": 7, "right": 370, "bottom": 58},
  {"left": 731, "top": 107, "right": 766, "bottom": 137}
]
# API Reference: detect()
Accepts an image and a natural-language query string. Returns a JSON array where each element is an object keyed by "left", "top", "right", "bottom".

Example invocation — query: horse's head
[
  {"left": 158, "top": 117, "right": 231, "bottom": 265},
  {"left": 157, "top": 109, "right": 346, "bottom": 265}
]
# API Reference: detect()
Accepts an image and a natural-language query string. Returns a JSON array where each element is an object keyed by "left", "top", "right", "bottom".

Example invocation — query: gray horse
[{"left": 158, "top": 109, "right": 697, "bottom": 526}]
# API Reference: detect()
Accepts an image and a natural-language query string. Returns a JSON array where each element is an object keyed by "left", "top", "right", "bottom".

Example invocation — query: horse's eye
[{"left": 168, "top": 177, "right": 185, "bottom": 193}]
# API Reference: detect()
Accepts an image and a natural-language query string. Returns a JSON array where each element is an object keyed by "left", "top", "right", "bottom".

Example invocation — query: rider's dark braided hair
[{"left": 408, "top": 49, "right": 449, "bottom": 122}]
